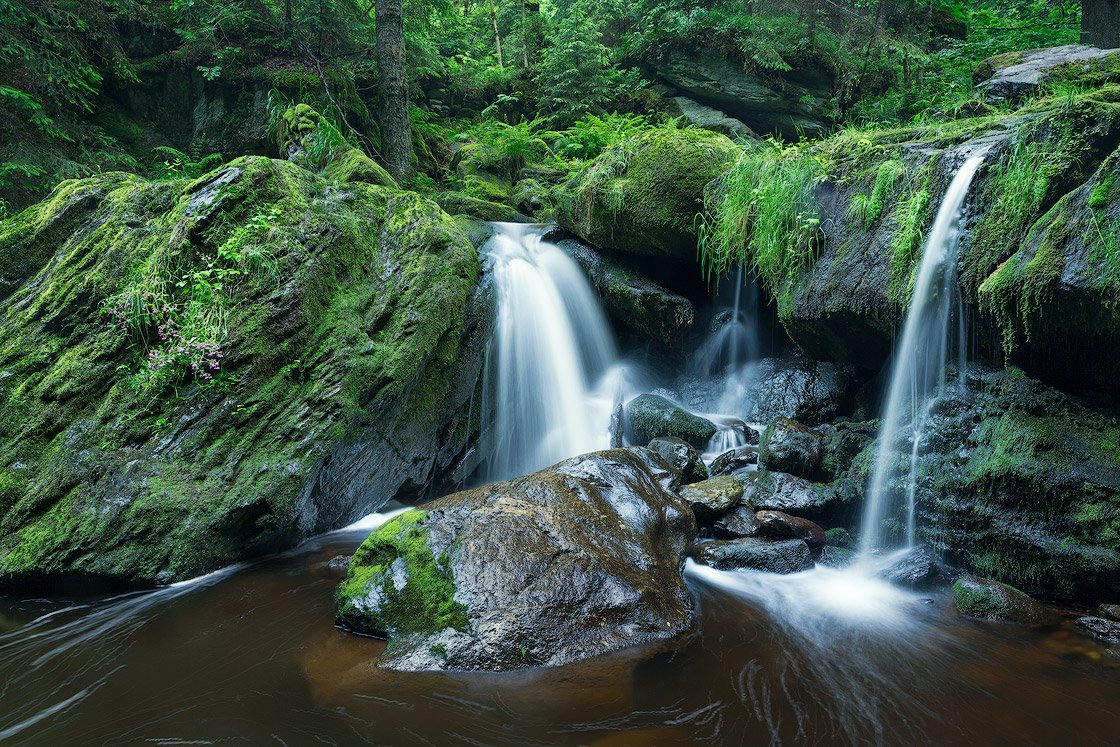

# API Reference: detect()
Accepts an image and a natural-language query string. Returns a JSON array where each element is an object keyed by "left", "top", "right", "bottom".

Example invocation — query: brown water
[{"left": 1, "top": 516, "right": 1118, "bottom": 746}]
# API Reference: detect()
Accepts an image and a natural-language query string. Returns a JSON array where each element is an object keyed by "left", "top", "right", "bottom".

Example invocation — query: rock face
[
  {"left": 554, "top": 236, "right": 696, "bottom": 346},
  {"left": 653, "top": 50, "right": 830, "bottom": 138},
  {"left": 893, "top": 367, "right": 1120, "bottom": 604},
  {"left": 0, "top": 156, "right": 485, "bottom": 586},
  {"left": 556, "top": 128, "right": 739, "bottom": 260},
  {"left": 671, "top": 96, "right": 758, "bottom": 141},
  {"left": 976, "top": 46, "right": 1120, "bottom": 103},
  {"left": 694, "top": 537, "right": 813, "bottom": 573},
  {"left": 952, "top": 574, "right": 1055, "bottom": 624},
  {"left": 336, "top": 448, "right": 696, "bottom": 672},
  {"left": 625, "top": 394, "right": 718, "bottom": 450},
  {"left": 759, "top": 418, "right": 824, "bottom": 480}
]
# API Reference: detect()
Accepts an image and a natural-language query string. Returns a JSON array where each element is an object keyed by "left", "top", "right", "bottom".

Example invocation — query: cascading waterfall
[
  {"left": 859, "top": 153, "right": 986, "bottom": 555},
  {"left": 481, "top": 223, "right": 624, "bottom": 481}
]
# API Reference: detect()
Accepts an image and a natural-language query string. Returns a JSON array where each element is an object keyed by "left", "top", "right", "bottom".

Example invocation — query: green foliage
[
  {"left": 456, "top": 119, "right": 553, "bottom": 181},
  {"left": 549, "top": 113, "right": 656, "bottom": 161},
  {"left": 698, "top": 141, "right": 826, "bottom": 314},
  {"left": 150, "top": 144, "right": 225, "bottom": 180}
]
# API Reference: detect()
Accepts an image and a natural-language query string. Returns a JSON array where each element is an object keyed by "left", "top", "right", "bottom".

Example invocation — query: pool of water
[{"left": 1, "top": 516, "right": 1118, "bottom": 746}]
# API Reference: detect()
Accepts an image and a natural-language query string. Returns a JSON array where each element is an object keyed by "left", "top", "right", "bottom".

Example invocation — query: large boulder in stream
[
  {"left": 335, "top": 448, "right": 696, "bottom": 672},
  {"left": 0, "top": 155, "right": 486, "bottom": 587},
  {"left": 952, "top": 574, "right": 1056, "bottom": 625},
  {"left": 625, "top": 394, "right": 718, "bottom": 450},
  {"left": 556, "top": 128, "right": 739, "bottom": 260}
]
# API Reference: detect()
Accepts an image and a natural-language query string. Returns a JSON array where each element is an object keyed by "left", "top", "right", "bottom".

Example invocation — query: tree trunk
[
  {"left": 1082, "top": 0, "right": 1120, "bottom": 48},
  {"left": 377, "top": 0, "right": 411, "bottom": 179},
  {"left": 489, "top": 0, "right": 504, "bottom": 68}
]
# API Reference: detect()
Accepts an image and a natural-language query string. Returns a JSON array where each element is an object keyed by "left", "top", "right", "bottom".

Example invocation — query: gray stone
[
  {"left": 759, "top": 418, "right": 824, "bottom": 480},
  {"left": 648, "top": 437, "right": 709, "bottom": 484},
  {"left": 695, "top": 537, "right": 813, "bottom": 574},
  {"left": 681, "top": 475, "right": 744, "bottom": 524}
]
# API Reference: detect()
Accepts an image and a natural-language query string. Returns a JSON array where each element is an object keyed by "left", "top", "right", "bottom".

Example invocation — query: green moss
[
  {"left": 1090, "top": 173, "right": 1117, "bottom": 209},
  {"left": 433, "top": 192, "right": 529, "bottom": 223},
  {"left": 321, "top": 148, "right": 397, "bottom": 188},
  {"left": 336, "top": 509, "right": 469, "bottom": 639},
  {"left": 952, "top": 577, "right": 1012, "bottom": 620}
]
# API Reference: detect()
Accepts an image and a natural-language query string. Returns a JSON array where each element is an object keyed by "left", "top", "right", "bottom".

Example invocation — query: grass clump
[{"left": 698, "top": 141, "right": 826, "bottom": 314}]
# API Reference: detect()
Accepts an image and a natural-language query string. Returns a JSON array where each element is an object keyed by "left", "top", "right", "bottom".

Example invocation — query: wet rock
[
  {"left": 712, "top": 505, "right": 762, "bottom": 540},
  {"left": 336, "top": 448, "right": 696, "bottom": 672},
  {"left": 709, "top": 446, "right": 758, "bottom": 476},
  {"left": 647, "top": 437, "right": 709, "bottom": 484},
  {"left": 819, "top": 421, "right": 877, "bottom": 481},
  {"left": 952, "top": 575, "right": 1056, "bottom": 625},
  {"left": 671, "top": 96, "right": 758, "bottom": 140},
  {"left": 1100, "top": 604, "right": 1120, "bottom": 621},
  {"left": 1076, "top": 616, "right": 1120, "bottom": 645},
  {"left": 976, "top": 46, "right": 1120, "bottom": 104},
  {"left": 625, "top": 394, "right": 717, "bottom": 450},
  {"left": 745, "top": 355, "right": 860, "bottom": 426},
  {"left": 739, "top": 470, "right": 827, "bottom": 516},
  {"left": 818, "top": 546, "right": 855, "bottom": 569},
  {"left": 694, "top": 538, "right": 813, "bottom": 574},
  {"left": 759, "top": 418, "right": 824, "bottom": 480},
  {"left": 680, "top": 476, "right": 744, "bottom": 524},
  {"left": 755, "top": 510, "right": 825, "bottom": 549},
  {"left": 555, "top": 237, "right": 696, "bottom": 346},
  {"left": 880, "top": 546, "right": 944, "bottom": 590}
]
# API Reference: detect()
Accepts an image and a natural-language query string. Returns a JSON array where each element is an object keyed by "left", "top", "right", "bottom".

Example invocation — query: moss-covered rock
[
  {"left": 0, "top": 155, "right": 486, "bottom": 587},
  {"left": 624, "top": 394, "right": 717, "bottom": 450},
  {"left": 336, "top": 448, "right": 696, "bottom": 671},
  {"left": 976, "top": 45, "right": 1120, "bottom": 103},
  {"left": 952, "top": 574, "right": 1055, "bottom": 624},
  {"left": 844, "top": 366, "right": 1120, "bottom": 604},
  {"left": 556, "top": 128, "right": 739, "bottom": 259},
  {"left": 433, "top": 192, "right": 532, "bottom": 223}
]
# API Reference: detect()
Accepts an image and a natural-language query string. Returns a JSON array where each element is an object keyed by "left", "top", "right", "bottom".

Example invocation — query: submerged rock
[
  {"left": 759, "top": 418, "right": 824, "bottom": 480},
  {"left": 625, "top": 394, "right": 718, "bottom": 450},
  {"left": 336, "top": 448, "right": 696, "bottom": 672},
  {"left": 694, "top": 537, "right": 813, "bottom": 574},
  {"left": 647, "top": 437, "right": 709, "bottom": 484},
  {"left": 1076, "top": 616, "right": 1120, "bottom": 645},
  {"left": 680, "top": 475, "right": 743, "bottom": 524},
  {"left": 0, "top": 156, "right": 485, "bottom": 586},
  {"left": 952, "top": 575, "right": 1056, "bottom": 624},
  {"left": 555, "top": 128, "right": 738, "bottom": 260}
]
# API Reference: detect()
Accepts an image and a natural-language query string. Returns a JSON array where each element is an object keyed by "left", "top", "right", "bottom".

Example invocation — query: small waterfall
[
  {"left": 860, "top": 154, "right": 986, "bottom": 555},
  {"left": 481, "top": 223, "right": 622, "bottom": 481}
]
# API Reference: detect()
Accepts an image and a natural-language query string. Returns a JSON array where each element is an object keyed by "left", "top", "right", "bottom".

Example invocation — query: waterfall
[
  {"left": 860, "top": 154, "right": 986, "bottom": 555},
  {"left": 481, "top": 223, "right": 623, "bottom": 481}
]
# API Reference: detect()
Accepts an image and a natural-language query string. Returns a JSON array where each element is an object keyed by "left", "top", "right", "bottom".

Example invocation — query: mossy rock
[
  {"left": 0, "top": 156, "right": 485, "bottom": 587},
  {"left": 337, "top": 448, "right": 696, "bottom": 672},
  {"left": 555, "top": 128, "right": 739, "bottom": 259},
  {"left": 321, "top": 148, "right": 397, "bottom": 188},
  {"left": 433, "top": 192, "right": 532, "bottom": 223},
  {"left": 624, "top": 394, "right": 717, "bottom": 450},
  {"left": 952, "top": 574, "right": 1055, "bottom": 624}
]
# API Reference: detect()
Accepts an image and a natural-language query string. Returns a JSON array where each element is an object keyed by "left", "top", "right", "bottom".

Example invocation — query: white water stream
[{"left": 860, "top": 154, "right": 986, "bottom": 555}]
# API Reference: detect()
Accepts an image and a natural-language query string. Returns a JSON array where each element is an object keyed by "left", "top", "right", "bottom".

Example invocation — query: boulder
[
  {"left": 952, "top": 575, "right": 1056, "bottom": 624},
  {"left": 819, "top": 420, "right": 877, "bottom": 481},
  {"left": 1076, "top": 616, "right": 1120, "bottom": 645},
  {"left": 647, "top": 437, "right": 709, "bottom": 484},
  {"left": 1101, "top": 604, "right": 1120, "bottom": 621},
  {"left": 975, "top": 46, "right": 1120, "bottom": 103},
  {"left": 755, "top": 510, "right": 825, "bottom": 549},
  {"left": 0, "top": 156, "right": 486, "bottom": 587},
  {"left": 653, "top": 50, "right": 830, "bottom": 138},
  {"left": 709, "top": 445, "right": 758, "bottom": 476},
  {"left": 759, "top": 418, "right": 824, "bottom": 480},
  {"left": 712, "top": 505, "right": 762, "bottom": 540},
  {"left": 738, "top": 470, "right": 828, "bottom": 516},
  {"left": 624, "top": 394, "right": 718, "bottom": 450},
  {"left": 745, "top": 355, "right": 860, "bottom": 426},
  {"left": 680, "top": 475, "right": 744, "bottom": 524},
  {"left": 555, "top": 236, "right": 696, "bottom": 346},
  {"left": 879, "top": 545, "right": 945, "bottom": 590},
  {"left": 433, "top": 192, "right": 532, "bottom": 223},
  {"left": 694, "top": 537, "right": 813, "bottom": 574},
  {"left": 555, "top": 128, "right": 739, "bottom": 260},
  {"left": 336, "top": 448, "right": 696, "bottom": 672}
]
